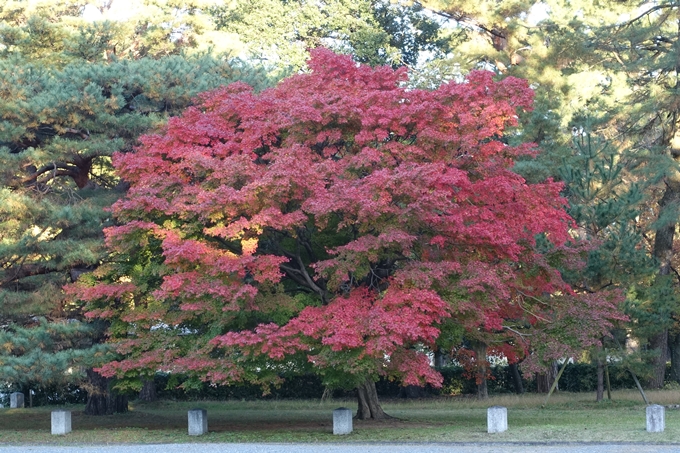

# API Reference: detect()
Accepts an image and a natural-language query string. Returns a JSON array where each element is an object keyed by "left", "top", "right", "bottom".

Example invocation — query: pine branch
[
  {"left": 19, "top": 162, "right": 78, "bottom": 186},
  {"left": 1, "top": 264, "right": 51, "bottom": 286},
  {"left": 622, "top": 4, "right": 675, "bottom": 28},
  {"left": 63, "top": 128, "right": 90, "bottom": 140},
  {"left": 412, "top": 1, "right": 505, "bottom": 40}
]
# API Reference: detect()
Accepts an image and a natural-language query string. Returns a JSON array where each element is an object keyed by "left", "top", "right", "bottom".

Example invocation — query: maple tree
[{"left": 74, "top": 49, "right": 624, "bottom": 417}]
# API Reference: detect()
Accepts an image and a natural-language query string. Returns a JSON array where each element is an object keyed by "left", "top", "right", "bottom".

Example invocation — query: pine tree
[
  {"left": 417, "top": 0, "right": 680, "bottom": 389},
  {"left": 595, "top": 3, "right": 680, "bottom": 388},
  {"left": 0, "top": 0, "right": 269, "bottom": 413}
]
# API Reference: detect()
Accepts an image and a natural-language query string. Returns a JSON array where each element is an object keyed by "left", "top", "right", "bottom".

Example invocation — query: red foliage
[{"left": 72, "top": 49, "right": 624, "bottom": 388}]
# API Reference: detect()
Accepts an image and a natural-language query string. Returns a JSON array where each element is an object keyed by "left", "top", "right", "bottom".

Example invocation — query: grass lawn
[{"left": 1, "top": 390, "right": 679, "bottom": 444}]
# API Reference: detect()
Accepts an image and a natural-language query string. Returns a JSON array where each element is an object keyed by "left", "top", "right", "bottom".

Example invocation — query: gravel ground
[{"left": 2, "top": 443, "right": 680, "bottom": 453}]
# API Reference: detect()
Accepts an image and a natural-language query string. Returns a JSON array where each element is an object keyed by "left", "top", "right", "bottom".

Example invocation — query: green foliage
[
  {"left": 559, "top": 132, "right": 653, "bottom": 286},
  {"left": 0, "top": 0, "right": 272, "bottom": 390},
  {"left": 0, "top": 317, "right": 114, "bottom": 388},
  {"left": 209, "top": 0, "right": 453, "bottom": 72}
]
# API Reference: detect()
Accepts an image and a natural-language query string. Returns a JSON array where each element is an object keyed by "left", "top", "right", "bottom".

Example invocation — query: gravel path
[{"left": 2, "top": 443, "right": 680, "bottom": 453}]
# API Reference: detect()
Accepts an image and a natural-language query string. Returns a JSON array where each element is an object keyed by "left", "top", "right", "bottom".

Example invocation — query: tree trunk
[
  {"left": 138, "top": 379, "right": 157, "bottom": 402},
  {"left": 596, "top": 357, "right": 604, "bottom": 402},
  {"left": 647, "top": 329, "right": 669, "bottom": 389},
  {"left": 604, "top": 361, "right": 612, "bottom": 400},
  {"left": 472, "top": 341, "right": 488, "bottom": 399},
  {"left": 669, "top": 330, "right": 680, "bottom": 383},
  {"left": 356, "top": 379, "right": 390, "bottom": 420},
  {"left": 509, "top": 362, "right": 524, "bottom": 394},
  {"left": 649, "top": 154, "right": 680, "bottom": 388},
  {"left": 535, "top": 373, "right": 549, "bottom": 393},
  {"left": 399, "top": 385, "right": 426, "bottom": 398},
  {"left": 434, "top": 349, "right": 444, "bottom": 368},
  {"left": 535, "top": 362, "right": 558, "bottom": 393},
  {"left": 84, "top": 369, "right": 128, "bottom": 415}
]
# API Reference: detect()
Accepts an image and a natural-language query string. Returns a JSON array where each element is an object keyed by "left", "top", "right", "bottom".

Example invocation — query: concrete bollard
[
  {"left": 51, "top": 410, "right": 72, "bottom": 435},
  {"left": 333, "top": 407, "right": 353, "bottom": 435},
  {"left": 188, "top": 408, "right": 208, "bottom": 436},
  {"left": 9, "top": 393, "right": 24, "bottom": 409},
  {"left": 646, "top": 404, "right": 665, "bottom": 433},
  {"left": 487, "top": 406, "right": 508, "bottom": 433}
]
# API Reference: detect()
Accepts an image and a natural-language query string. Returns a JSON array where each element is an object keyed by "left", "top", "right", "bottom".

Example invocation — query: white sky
[
  {"left": 81, "top": 0, "right": 140, "bottom": 22},
  {"left": 527, "top": 2, "right": 550, "bottom": 26}
]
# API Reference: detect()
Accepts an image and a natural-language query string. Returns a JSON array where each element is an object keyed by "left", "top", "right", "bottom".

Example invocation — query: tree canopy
[
  {"left": 75, "top": 49, "right": 624, "bottom": 417},
  {"left": 209, "top": 0, "right": 455, "bottom": 72}
]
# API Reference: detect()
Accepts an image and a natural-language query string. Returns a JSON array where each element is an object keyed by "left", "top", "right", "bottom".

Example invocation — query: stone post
[
  {"left": 9, "top": 393, "right": 24, "bottom": 409},
  {"left": 188, "top": 408, "right": 208, "bottom": 436},
  {"left": 333, "top": 407, "right": 353, "bottom": 435},
  {"left": 51, "top": 410, "right": 72, "bottom": 435},
  {"left": 487, "top": 406, "right": 508, "bottom": 433},
  {"left": 646, "top": 404, "right": 665, "bottom": 433}
]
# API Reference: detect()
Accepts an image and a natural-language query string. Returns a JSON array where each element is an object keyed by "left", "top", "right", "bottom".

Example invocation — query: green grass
[{"left": 1, "top": 390, "right": 680, "bottom": 444}]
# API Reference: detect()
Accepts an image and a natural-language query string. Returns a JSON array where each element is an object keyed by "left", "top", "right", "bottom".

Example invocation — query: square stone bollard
[
  {"left": 9, "top": 392, "right": 24, "bottom": 409},
  {"left": 188, "top": 408, "right": 208, "bottom": 436},
  {"left": 646, "top": 404, "right": 665, "bottom": 433},
  {"left": 51, "top": 410, "right": 72, "bottom": 435},
  {"left": 487, "top": 406, "right": 508, "bottom": 433},
  {"left": 333, "top": 407, "right": 353, "bottom": 435}
]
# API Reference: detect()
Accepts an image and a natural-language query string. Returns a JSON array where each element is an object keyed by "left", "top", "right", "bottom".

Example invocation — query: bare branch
[
  {"left": 277, "top": 239, "right": 328, "bottom": 303},
  {"left": 670, "top": 265, "right": 680, "bottom": 286},
  {"left": 292, "top": 251, "right": 327, "bottom": 303},
  {"left": 622, "top": 4, "right": 675, "bottom": 28},
  {"left": 502, "top": 325, "right": 532, "bottom": 338},
  {"left": 63, "top": 128, "right": 90, "bottom": 140},
  {"left": 19, "top": 162, "right": 77, "bottom": 186},
  {"left": 515, "top": 290, "right": 552, "bottom": 323},
  {"left": 413, "top": 1, "right": 505, "bottom": 39},
  {"left": 1, "top": 264, "right": 51, "bottom": 286}
]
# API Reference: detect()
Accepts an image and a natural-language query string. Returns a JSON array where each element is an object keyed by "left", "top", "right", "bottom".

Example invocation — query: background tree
[
  {"left": 558, "top": 130, "right": 654, "bottom": 400},
  {"left": 208, "top": 0, "right": 457, "bottom": 72},
  {"left": 74, "top": 49, "right": 623, "bottom": 416},
  {"left": 414, "top": 0, "right": 680, "bottom": 390},
  {"left": 592, "top": 3, "right": 680, "bottom": 389},
  {"left": 0, "top": 0, "right": 269, "bottom": 413}
]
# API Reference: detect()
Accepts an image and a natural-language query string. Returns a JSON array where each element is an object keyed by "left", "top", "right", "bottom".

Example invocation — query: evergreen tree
[
  {"left": 418, "top": 0, "right": 680, "bottom": 388},
  {"left": 594, "top": 2, "right": 680, "bottom": 388},
  {"left": 0, "top": 0, "right": 269, "bottom": 413}
]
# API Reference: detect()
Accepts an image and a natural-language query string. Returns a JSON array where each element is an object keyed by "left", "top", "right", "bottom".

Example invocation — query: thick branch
[
  {"left": 293, "top": 252, "right": 328, "bottom": 303},
  {"left": 280, "top": 262, "right": 328, "bottom": 303},
  {"left": 415, "top": 2, "right": 504, "bottom": 38},
  {"left": 503, "top": 325, "right": 532, "bottom": 338},
  {"left": 1, "top": 264, "right": 51, "bottom": 286},
  {"left": 623, "top": 4, "right": 675, "bottom": 28},
  {"left": 19, "top": 157, "right": 94, "bottom": 189},
  {"left": 296, "top": 228, "right": 318, "bottom": 263},
  {"left": 275, "top": 241, "right": 326, "bottom": 301},
  {"left": 20, "top": 162, "right": 76, "bottom": 185},
  {"left": 63, "top": 128, "right": 91, "bottom": 140}
]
